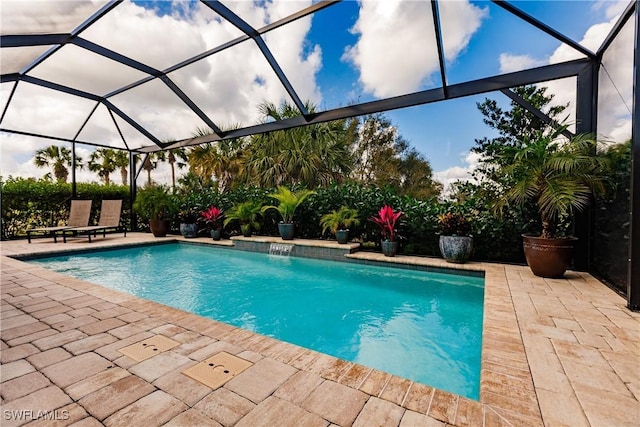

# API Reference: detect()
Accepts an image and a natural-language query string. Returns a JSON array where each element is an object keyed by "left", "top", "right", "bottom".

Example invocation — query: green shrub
[
  {"left": 1, "top": 177, "right": 131, "bottom": 239},
  {"left": 2, "top": 177, "right": 532, "bottom": 264}
]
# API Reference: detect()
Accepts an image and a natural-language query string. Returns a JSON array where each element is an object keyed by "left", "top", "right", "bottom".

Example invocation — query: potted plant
[
  {"left": 133, "top": 185, "right": 177, "bottom": 237},
  {"left": 262, "top": 186, "right": 315, "bottom": 240},
  {"left": 320, "top": 206, "right": 360, "bottom": 244},
  {"left": 178, "top": 206, "right": 199, "bottom": 238},
  {"left": 201, "top": 206, "right": 224, "bottom": 240},
  {"left": 370, "top": 205, "right": 403, "bottom": 257},
  {"left": 224, "top": 200, "right": 263, "bottom": 237},
  {"left": 438, "top": 212, "right": 473, "bottom": 263},
  {"left": 494, "top": 128, "right": 610, "bottom": 278}
]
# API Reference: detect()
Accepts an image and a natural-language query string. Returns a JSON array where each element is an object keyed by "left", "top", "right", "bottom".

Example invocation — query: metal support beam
[
  {"left": 0, "top": 128, "right": 123, "bottom": 151},
  {"left": 597, "top": 0, "right": 636, "bottom": 59},
  {"left": 71, "top": 142, "right": 77, "bottom": 198},
  {"left": 202, "top": 0, "right": 309, "bottom": 116},
  {"left": 160, "top": 76, "right": 222, "bottom": 135},
  {"left": 499, "top": 88, "right": 574, "bottom": 139},
  {"left": 130, "top": 152, "right": 138, "bottom": 232},
  {"left": 431, "top": 0, "right": 448, "bottom": 96},
  {"left": 0, "top": 34, "right": 71, "bottom": 47},
  {"left": 574, "top": 61, "right": 599, "bottom": 271},
  {"left": 492, "top": 0, "right": 595, "bottom": 59},
  {"left": 136, "top": 154, "right": 149, "bottom": 182},
  {"left": 152, "top": 59, "right": 591, "bottom": 151},
  {"left": 0, "top": 81, "right": 18, "bottom": 124},
  {"left": 628, "top": 3, "right": 640, "bottom": 311}
]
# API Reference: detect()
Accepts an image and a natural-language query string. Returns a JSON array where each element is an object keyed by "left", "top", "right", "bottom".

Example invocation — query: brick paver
[{"left": 1, "top": 234, "right": 638, "bottom": 426}]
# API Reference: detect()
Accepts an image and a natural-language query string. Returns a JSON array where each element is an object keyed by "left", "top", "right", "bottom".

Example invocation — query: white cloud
[
  {"left": 434, "top": 151, "right": 481, "bottom": 195},
  {"left": 559, "top": 14, "right": 631, "bottom": 142},
  {"left": 592, "top": 0, "right": 630, "bottom": 20},
  {"left": 499, "top": 6, "right": 632, "bottom": 143},
  {"left": 343, "top": 0, "right": 487, "bottom": 98},
  {"left": 499, "top": 53, "right": 546, "bottom": 74},
  {"left": 1, "top": 0, "right": 321, "bottom": 180}
]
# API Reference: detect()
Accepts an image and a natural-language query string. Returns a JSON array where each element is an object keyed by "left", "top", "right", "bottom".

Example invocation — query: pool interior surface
[{"left": 30, "top": 242, "right": 485, "bottom": 400}]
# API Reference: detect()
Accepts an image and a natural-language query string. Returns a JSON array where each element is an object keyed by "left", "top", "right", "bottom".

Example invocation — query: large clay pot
[
  {"left": 381, "top": 240, "right": 398, "bottom": 257},
  {"left": 335, "top": 229, "right": 349, "bottom": 244},
  {"left": 278, "top": 222, "right": 295, "bottom": 240},
  {"left": 180, "top": 223, "right": 198, "bottom": 238},
  {"left": 149, "top": 219, "right": 170, "bottom": 237},
  {"left": 522, "top": 234, "right": 577, "bottom": 278},
  {"left": 439, "top": 235, "right": 473, "bottom": 263}
]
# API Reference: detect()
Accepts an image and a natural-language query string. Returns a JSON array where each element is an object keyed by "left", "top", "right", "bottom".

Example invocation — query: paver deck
[{"left": 1, "top": 233, "right": 638, "bottom": 426}]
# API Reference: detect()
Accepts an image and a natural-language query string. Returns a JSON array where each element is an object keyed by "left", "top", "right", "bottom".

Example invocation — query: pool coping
[{"left": 2, "top": 233, "right": 638, "bottom": 426}]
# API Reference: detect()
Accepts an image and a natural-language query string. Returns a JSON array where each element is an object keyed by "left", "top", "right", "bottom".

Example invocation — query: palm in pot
[
  {"left": 320, "top": 206, "right": 360, "bottom": 244},
  {"left": 224, "top": 201, "right": 263, "bottom": 237},
  {"left": 494, "top": 127, "right": 610, "bottom": 277},
  {"left": 262, "top": 186, "right": 315, "bottom": 240}
]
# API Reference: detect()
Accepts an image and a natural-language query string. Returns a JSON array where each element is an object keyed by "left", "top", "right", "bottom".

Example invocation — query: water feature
[{"left": 269, "top": 242, "right": 294, "bottom": 256}]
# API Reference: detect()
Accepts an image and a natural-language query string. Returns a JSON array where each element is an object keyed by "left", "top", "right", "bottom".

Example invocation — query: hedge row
[
  {"left": 1, "top": 178, "right": 529, "bottom": 263},
  {"left": 1, "top": 178, "right": 131, "bottom": 240}
]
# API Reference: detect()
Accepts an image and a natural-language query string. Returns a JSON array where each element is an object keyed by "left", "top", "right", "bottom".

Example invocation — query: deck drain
[
  {"left": 182, "top": 351, "right": 253, "bottom": 389},
  {"left": 118, "top": 335, "right": 180, "bottom": 362}
]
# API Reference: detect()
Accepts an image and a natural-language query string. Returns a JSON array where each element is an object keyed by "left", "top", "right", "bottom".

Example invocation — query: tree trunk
[{"left": 120, "top": 167, "right": 127, "bottom": 185}]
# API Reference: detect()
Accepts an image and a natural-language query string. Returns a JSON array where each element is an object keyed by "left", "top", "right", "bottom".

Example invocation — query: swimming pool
[{"left": 30, "top": 242, "right": 485, "bottom": 399}]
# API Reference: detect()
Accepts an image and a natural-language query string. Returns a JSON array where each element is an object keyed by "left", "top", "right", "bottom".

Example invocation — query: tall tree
[
  {"left": 243, "top": 101, "right": 353, "bottom": 187},
  {"left": 188, "top": 127, "right": 245, "bottom": 192},
  {"left": 34, "top": 145, "right": 83, "bottom": 183},
  {"left": 142, "top": 152, "right": 165, "bottom": 187},
  {"left": 398, "top": 148, "right": 442, "bottom": 199},
  {"left": 88, "top": 148, "right": 118, "bottom": 185},
  {"left": 112, "top": 149, "right": 129, "bottom": 185},
  {"left": 166, "top": 148, "right": 188, "bottom": 190},
  {"left": 350, "top": 114, "right": 406, "bottom": 186},
  {"left": 472, "top": 85, "right": 568, "bottom": 182}
]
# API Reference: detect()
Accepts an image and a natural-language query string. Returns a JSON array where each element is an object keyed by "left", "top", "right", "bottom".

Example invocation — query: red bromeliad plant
[
  {"left": 370, "top": 205, "right": 403, "bottom": 242},
  {"left": 200, "top": 206, "right": 224, "bottom": 230}
]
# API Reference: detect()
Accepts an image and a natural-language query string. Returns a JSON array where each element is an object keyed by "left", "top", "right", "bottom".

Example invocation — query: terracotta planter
[
  {"left": 439, "top": 235, "right": 473, "bottom": 263},
  {"left": 522, "top": 234, "right": 578, "bottom": 278},
  {"left": 381, "top": 240, "right": 398, "bottom": 257},
  {"left": 180, "top": 223, "right": 198, "bottom": 238},
  {"left": 335, "top": 229, "right": 349, "bottom": 244},
  {"left": 278, "top": 222, "right": 295, "bottom": 240},
  {"left": 149, "top": 219, "right": 170, "bottom": 237}
]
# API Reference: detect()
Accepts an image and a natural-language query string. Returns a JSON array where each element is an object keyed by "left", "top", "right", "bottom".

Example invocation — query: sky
[{"left": 0, "top": 0, "right": 634, "bottom": 191}]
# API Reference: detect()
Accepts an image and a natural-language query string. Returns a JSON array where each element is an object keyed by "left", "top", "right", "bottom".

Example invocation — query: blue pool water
[{"left": 31, "top": 243, "right": 484, "bottom": 399}]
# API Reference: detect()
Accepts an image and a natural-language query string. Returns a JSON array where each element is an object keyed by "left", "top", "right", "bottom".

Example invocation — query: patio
[{"left": 1, "top": 235, "right": 638, "bottom": 426}]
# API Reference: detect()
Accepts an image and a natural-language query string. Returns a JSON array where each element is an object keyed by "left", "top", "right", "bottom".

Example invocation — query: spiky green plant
[
  {"left": 493, "top": 127, "right": 610, "bottom": 238},
  {"left": 262, "top": 186, "right": 316, "bottom": 223},
  {"left": 320, "top": 206, "right": 360, "bottom": 236},
  {"left": 223, "top": 200, "right": 263, "bottom": 234}
]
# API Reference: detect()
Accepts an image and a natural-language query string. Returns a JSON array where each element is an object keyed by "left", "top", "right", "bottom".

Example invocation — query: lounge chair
[
  {"left": 62, "top": 199, "right": 126, "bottom": 243},
  {"left": 26, "top": 199, "right": 92, "bottom": 243}
]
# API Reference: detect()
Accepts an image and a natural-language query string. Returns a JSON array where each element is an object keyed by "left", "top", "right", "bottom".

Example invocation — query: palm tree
[
  {"left": 112, "top": 149, "right": 130, "bottom": 185},
  {"left": 166, "top": 148, "right": 188, "bottom": 189},
  {"left": 494, "top": 127, "right": 610, "bottom": 238},
  {"left": 243, "top": 101, "right": 353, "bottom": 187},
  {"left": 142, "top": 152, "right": 165, "bottom": 187},
  {"left": 188, "top": 127, "right": 245, "bottom": 192},
  {"left": 34, "top": 145, "right": 83, "bottom": 183},
  {"left": 88, "top": 149, "right": 118, "bottom": 185}
]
